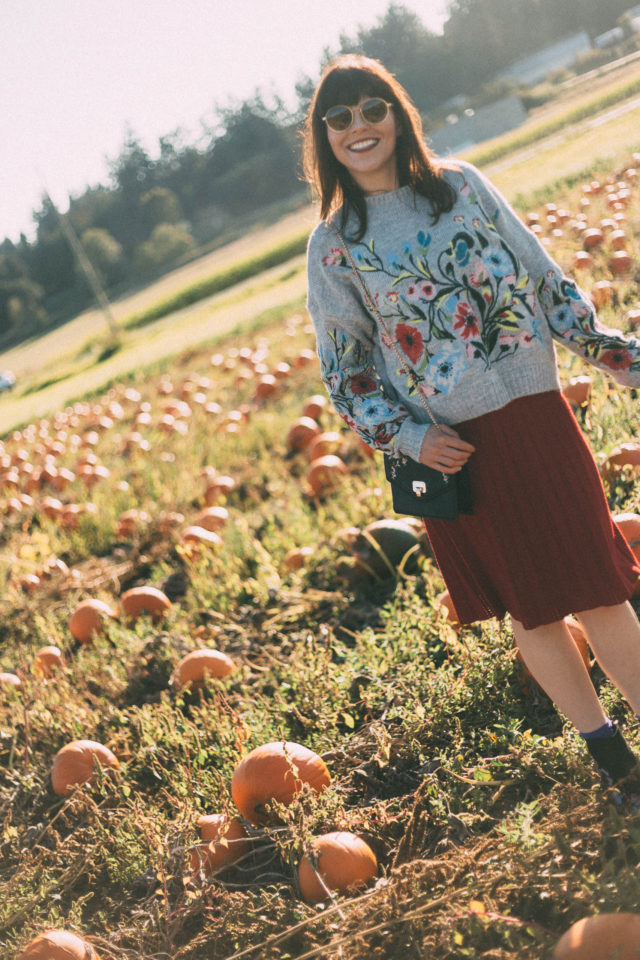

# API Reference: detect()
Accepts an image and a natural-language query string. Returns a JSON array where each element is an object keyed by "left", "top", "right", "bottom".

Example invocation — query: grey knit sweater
[{"left": 306, "top": 160, "right": 640, "bottom": 461}]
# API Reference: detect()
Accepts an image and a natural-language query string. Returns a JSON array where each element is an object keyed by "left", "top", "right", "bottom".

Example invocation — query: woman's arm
[
  {"left": 306, "top": 225, "right": 429, "bottom": 460},
  {"left": 461, "top": 161, "right": 640, "bottom": 387}
]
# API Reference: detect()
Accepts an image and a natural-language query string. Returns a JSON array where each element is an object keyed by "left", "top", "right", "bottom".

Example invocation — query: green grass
[
  {"left": 123, "top": 231, "right": 309, "bottom": 331},
  {"left": 2, "top": 152, "right": 640, "bottom": 959}
]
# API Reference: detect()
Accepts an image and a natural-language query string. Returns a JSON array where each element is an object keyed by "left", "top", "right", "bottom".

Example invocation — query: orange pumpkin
[
  {"left": 285, "top": 417, "right": 322, "bottom": 453},
  {"left": 609, "top": 250, "right": 632, "bottom": 276},
  {"left": 173, "top": 649, "right": 234, "bottom": 690},
  {"left": 34, "top": 645, "right": 64, "bottom": 679},
  {"left": 613, "top": 513, "right": 640, "bottom": 596},
  {"left": 435, "top": 589, "right": 460, "bottom": 627},
  {"left": 307, "top": 431, "right": 342, "bottom": 462},
  {"left": 231, "top": 741, "right": 331, "bottom": 826},
  {"left": 582, "top": 227, "right": 604, "bottom": 250},
  {"left": 298, "top": 831, "right": 378, "bottom": 903},
  {"left": 591, "top": 280, "right": 613, "bottom": 309},
  {"left": 190, "top": 813, "right": 250, "bottom": 874},
  {"left": 195, "top": 506, "right": 228, "bottom": 531},
  {"left": 17, "top": 929, "right": 100, "bottom": 959},
  {"left": 302, "top": 395, "right": 328, "bottom": 420},
  {"left": 179, "top": 525, "right": 223, "bottom": 552},
  {"left": 0, "top": 671, "right": 21, "bottom": 689},
  {"left": 283, "top": 546, "right": 315, "bottom": 571},
  {"left": 68, "top": 599, "right": 118, "bottom": 644},
  {"left": 120, "top": 585, "right": 171, "bottom": 623},
  {"left": 562, "top": 376, "right": 591, "bottom": 407},
  {"left": 51, "top": 740, "right": 119, "bottom": 795},
  {"left": 554, "top": 913, "right": 640, "bottom": 960},
  {"left": 305, "top": 455, "right": 348, "bottom": 498}
]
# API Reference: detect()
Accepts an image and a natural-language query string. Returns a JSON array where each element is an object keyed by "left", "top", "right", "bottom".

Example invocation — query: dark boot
[{"left": 585, "top": 725, "right": 640, "bottom": 809}]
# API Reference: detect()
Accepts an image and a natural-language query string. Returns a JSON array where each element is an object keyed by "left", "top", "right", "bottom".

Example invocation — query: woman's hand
[{"left": 418, "top": 425, "right": 475, "bottom": 474}]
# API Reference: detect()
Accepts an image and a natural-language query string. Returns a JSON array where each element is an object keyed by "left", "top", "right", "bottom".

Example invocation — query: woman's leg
[
  {"left": 576, "top": 601, "right": 640, "bottom": 715},
  {"left": 511, "top": 616, "right": 607, "bottom": 732}
]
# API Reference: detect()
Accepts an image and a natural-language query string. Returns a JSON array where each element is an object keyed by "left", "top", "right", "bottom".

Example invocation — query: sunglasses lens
[
  {"left": 361, "top": 99, "right": 389, "bottom": 123},
  {"left": 325, "top": 106, "right": 353, "bottom": 131}
]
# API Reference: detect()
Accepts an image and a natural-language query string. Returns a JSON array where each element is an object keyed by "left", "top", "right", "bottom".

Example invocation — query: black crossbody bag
[{"left": 335, "top": 228, "right": 473, "bottom": 521}]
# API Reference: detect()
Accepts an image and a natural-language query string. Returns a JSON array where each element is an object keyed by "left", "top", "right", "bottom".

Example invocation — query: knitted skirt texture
[{"left": 423, "top": 390, "right": 639, "bottom": 630}]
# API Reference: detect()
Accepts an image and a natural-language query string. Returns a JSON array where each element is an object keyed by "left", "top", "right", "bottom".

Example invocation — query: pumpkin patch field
[{"left": 4, "top": 154, "right": 640, "bottom": 959}]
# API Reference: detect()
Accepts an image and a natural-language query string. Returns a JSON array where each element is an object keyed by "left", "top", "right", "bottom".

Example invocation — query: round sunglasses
[{"left": 322, "top": 98, "right": 394, "bottom": 132}]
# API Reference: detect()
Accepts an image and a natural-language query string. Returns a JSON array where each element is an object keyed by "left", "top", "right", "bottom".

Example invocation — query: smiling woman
[{"left": 303, "top": 52, "right": 640, "bottom": 811}]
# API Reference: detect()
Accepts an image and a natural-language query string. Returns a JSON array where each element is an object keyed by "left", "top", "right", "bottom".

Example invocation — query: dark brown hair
[{"left": 302, "top": 54, "right": 457, "bottom": 239}]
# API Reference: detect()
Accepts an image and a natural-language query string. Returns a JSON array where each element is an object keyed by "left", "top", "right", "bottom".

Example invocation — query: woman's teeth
[{"left": 348, "top": 138, "right": 378, "bottom": 152}]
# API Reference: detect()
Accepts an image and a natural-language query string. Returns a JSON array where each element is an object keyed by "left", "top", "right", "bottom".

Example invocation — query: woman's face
[{"left": 325, "top": 95, "right": 400, "bottom": 194}]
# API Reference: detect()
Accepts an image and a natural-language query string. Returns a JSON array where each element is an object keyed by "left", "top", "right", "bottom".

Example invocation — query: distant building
[
  {"left": 427, "top": 96, "right": 528, "bottom": 155},
  {"left": 496, "top": 30, "right": 592, "bottom": 85}
]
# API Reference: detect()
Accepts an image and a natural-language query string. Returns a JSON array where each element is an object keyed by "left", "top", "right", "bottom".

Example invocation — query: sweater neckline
[{"left": 363, "top": 184, "right": 415, "bottom": 207}]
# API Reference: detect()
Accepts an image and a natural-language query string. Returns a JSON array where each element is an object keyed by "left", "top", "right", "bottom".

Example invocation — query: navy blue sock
[{"left": 579, "top": 718, "right": 615, "bottom": 740}]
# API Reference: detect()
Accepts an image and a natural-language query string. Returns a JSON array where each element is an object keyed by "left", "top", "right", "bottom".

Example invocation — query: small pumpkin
[
  {"left": 307, "top": 431, "right": 342, "bottom": 462},
  {"left": 283, "top": 546, "right": 315, "bottom": 571},
  {"left": 0, "top": 671, "right": 21, "bottom": 689},
  {"left": 609, "top": 250, "right": 632, "bottom": 276},
  {"left": 68, "top": 599, "right": 118, "bottom": 644},
  {"left": 305, "top": 455, "right": 348, "bottom": 498},
  {"left": 302, "top": 395, "right": 328, "bottom": 420},
  {"left": 350, "top": 519, "right": 424, "bottom": 580},
  {"left": 195, "top": 505, "right": 228, "bottom": 532},
  {"left": 51, "top": 739, "right": 119, "bottom": 795},
  {"left": 172, "top": 649, "right": 234, "bottom": 690},
  {"left": 561, "top": 375, "right": 591, "bottom": 407},
  {"left": 120, "top": 585, "right": 171, "bottom": 623},
  {"left": 613, "top": 513, "right": 640, "bottom": 596},
  {"left": 298, "top": 831, "right": 378, "bottom": 903},
  {"left": 34, "top": 645, "right": 64, "bottom": 679},
  {"left": 17, "top": 929, "right": 100, "bottom": 959},
  {"left": 286, "top": 417, "right": 321, "bottom": 453},
  {"left": 231, "top": 741, "right": 331, "bottom": 826},
  {"left": 179, "top": 525, "right": 223, "bottom": 552},
  {"left": 554, "top": 912, "right": 640, "bottom": 960},
  {"left": 190, "top": 813, "right": 250, "bottom": 874}
]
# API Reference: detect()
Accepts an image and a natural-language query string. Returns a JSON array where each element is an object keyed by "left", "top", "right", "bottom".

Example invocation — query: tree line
[{"left": 1, "top": 0, "right": 635, "bottom": 344}]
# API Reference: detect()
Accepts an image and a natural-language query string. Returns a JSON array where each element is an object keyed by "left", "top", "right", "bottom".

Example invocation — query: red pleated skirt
[{"left": 423, "top": 390, "right": 640, "bottom": 630}]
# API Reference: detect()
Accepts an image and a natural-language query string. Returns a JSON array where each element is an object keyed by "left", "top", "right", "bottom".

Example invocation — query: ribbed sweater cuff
[{"left": 395, "top": 419, "right": 431, "bottom": 461}]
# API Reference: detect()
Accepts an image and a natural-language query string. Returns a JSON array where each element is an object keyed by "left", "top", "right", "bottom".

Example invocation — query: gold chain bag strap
[{"left": 334, "top": 226, "right": 473, "bottom": 520}]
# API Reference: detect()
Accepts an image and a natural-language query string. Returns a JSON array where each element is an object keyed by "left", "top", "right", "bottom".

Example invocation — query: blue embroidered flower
[
  {"left": 548, "top": 303, "right": 575, "bottom": 335},
  {"left": 359, "top": 398, "right": 393, "bottom": 424},
  {"left": 425, "top": 342, "right": 466, "bottom": 395},
  {"left": 417, "top": 231, "right": 431, "bottom": 251},
  {"left": 482, "top": 247, "right": 512, "bottom": 277},
  {"left": 453, "top": 239, "right": 471, "bottom": 267}
]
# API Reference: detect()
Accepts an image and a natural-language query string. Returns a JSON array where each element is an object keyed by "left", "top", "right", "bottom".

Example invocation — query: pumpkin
[
  {"left": 231, "top": 741, "right": 331, "bottom": 825},
  {"left": 68, "top": 599, "right": 118, "bottom": 644},
  {"left": 179, "top": 525, "right": 223, "bottom": 553},
  {"left": 350, "top": 519, "right": 423, "bottom": 580},
  {"left": 305, "top": 455, "right": 348, "bottom": 498},
  {"left": 204, "top": 474, "right": 236, "bottom": 506},
  {"left": 436, "top": 589, "right": 460, "bottom": 626},
  {"left": 0, "top": 671, "right": 21, "bottom": 689},
  {"left": 562, "top": 376, "right": 591, "bottom": 407},
  {"left": 626, "top": 309, "right": 640, "bottom": 329},
  {"left": 591, "top": 280, "right": 613, "bottom": 309},
  {"left": 302, "top": 394, "right": 328, "bottom": 420},
  {"left": 120, "top": 585, "right": 171, "bottom": 623},
  {"left": 254, "top": 374, "right": 278, "bottom": 399},
  {"left": 606, "top": 443, "right": 640, "bottom": 469},
  {"left": 582, "top": 227, "right": 604, "bottom": 250},
  {"left": 51, "top": 740, "right": 119, "bottom": 795},
  {"left": 34, "top": 645, "right": 64, "bottom": 679},
  {"left": 609, "top": 250, "right": 632, "bottom": 276},
  {"left": 286, "top": 417, "right": 322, "bottom": 453},
  {"left": 610, "top": 228, "right": 628, "bottom": 250},
  {"left": 17, "top": 929, "right": 99, "bottom": 959},
  {"left": 115, "top": 508, "right": 151, "bottom": 538},
  {"left": 613, "top": 513, "right": 640, "bottom": 596},
  {"left": 283, "top": 546, "right": 315, "bottom": 571},
  {"left": 298, "top": 831, "right": 378, "bottom": 903},
  {"left": 190, "top": 813, "right": 250, "bottom": 874},
  {"left": 307, "top": 431, "right": 342, "bottom": 462},
  {"left": 195, "top": 505, "right": 229, "bottom": 532},
  {"left": 172, "top": 649, "right": 234, "bottom": 690},
  {"left": 554, "top": 912, "right": 640, "bottom": 960}
]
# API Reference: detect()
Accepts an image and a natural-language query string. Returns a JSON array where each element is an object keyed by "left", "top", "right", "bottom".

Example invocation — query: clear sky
[{"left": 1, "top": 0, "right": 449, "bottom": 244}]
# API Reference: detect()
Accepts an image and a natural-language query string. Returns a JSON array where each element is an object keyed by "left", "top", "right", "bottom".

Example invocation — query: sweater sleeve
[
  {"left": 460, "top": 161, "right": 640, "bottom": 387},
  {"left": 306, "top": 223, "right": 430, "bottom": 460}
]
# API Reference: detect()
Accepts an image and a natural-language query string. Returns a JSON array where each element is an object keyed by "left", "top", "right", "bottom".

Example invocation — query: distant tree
[
  {"left": 0, "top": 239, "right": 48, "bottom": 335},
  {"left": 133, "top": 223, "right": 195, "bottom": 277},
  {"left": 79, "top": 228, "right": 124, "bottom": 287},
  {"left": 139, "top": 187, "right": 183, "bottom": 229}
]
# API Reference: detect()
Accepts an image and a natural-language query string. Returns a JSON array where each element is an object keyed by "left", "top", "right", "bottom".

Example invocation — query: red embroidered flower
[
  {"left": 599, "top": 348, "right": 633, "bottom": 370},
  {"left": 322, "top": 247, "right": 345, "bottom": 266},
  {"left": 349, "top": 374, "right": 377, "bottom": 394},
  {"left": 395, "top": 323, "right": 424, "bottom": 364},
  {"left": 453, "top": 302, "right": 480, "bottom": 340}
]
